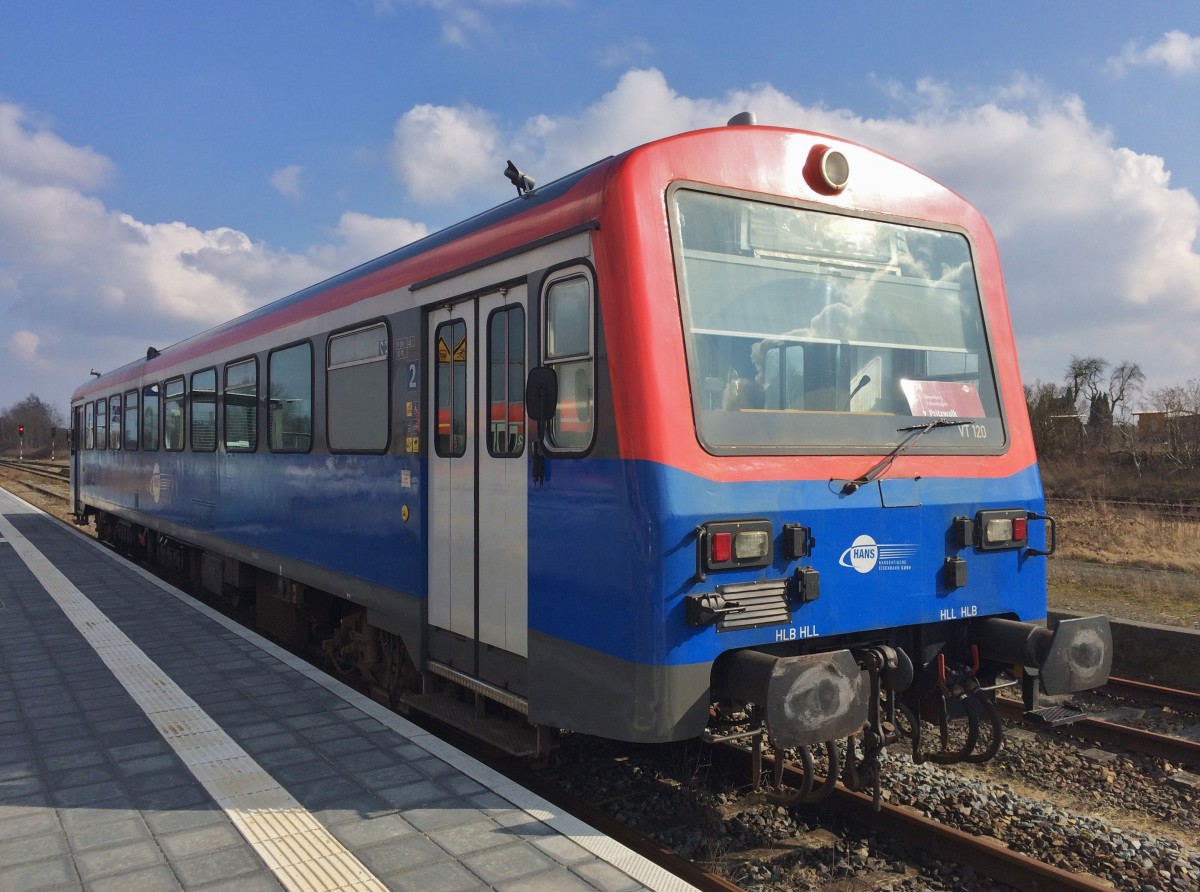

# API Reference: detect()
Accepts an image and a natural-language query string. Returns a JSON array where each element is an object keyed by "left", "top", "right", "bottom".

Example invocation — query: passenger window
[
  {"left": 434, "top": 319, "right": 467, "bottom": 457},
  {"left": 164, "top": 378, "right": 185, "bottom": 451},
  {"left": 95, "top": 399, "right": 107, "bottom": 451},
  {"left": 269, "top": 342, "right": 312, "bottom": 453},
  {"left": 544, "top": 272, "right": 594, "bottom": 451},
  {"left": 224, "top": 359, "right": 258, "bottom": 452},
  {"left": 84, "top": 402, "right": 95, "bottom": 450},
  {"left": 109, "top": 394, "right": 121, "bottom": 450},
  {"left": 191, "top": 369, "right": 217, "bottom": 452},
  {"left": 142, "top": 383, "right": 160, "bottom": 451},
  {"left": 123, "top": 390, "right": 139, "bottom": 450},
  {"left": 487, "top": 306, "right": 525, "bottom": 457},
  {"left": 328, "top": 323, "right": 389, "bottom": 452}
]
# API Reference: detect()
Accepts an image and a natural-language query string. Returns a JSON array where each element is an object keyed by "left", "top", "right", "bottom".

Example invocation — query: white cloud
[
  {"left": 10, "top": 330, "right": 42, "bottom": 365},
  {"left": 1106, "top": 30, "right": 1200, "bottom": 77},
  {"left": 0, "top": 103, "right": 113, "bottom": 189},
  {"left": 385, "top": 69, "right": 1200, "bottom": 395},
  {"left": 390, "top": 103, "right": 500, "bottom": 203},
  {"left": 311, "top": 212, "right": 430, "bottom": 269},
  {"left": 270, "top": 164, "right": 305, "bottom": 200},
  {"left": 0, "top": 99, "right": 432, "bottom": 410}
]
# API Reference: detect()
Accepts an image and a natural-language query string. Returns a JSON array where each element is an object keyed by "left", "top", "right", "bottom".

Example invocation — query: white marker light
[
  {"left": 984, "top": 517, "right": 1014, "bottom": 545},
  {"left": 735, "top": 530, "right": 771, "bottom": 560}
]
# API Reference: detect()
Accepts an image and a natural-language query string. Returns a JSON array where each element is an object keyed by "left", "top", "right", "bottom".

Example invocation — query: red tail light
[
  {"left": 711, "top": 532, "right": 732, "bottom": 564},
  {"left": 976, "top": 509, "right": 1030, "bottom": 550},
  {"left": 700, "top": 520, "right": 774, "bottom": 572}
]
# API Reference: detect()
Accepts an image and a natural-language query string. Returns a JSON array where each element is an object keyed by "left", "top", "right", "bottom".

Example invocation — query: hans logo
[
  {"left": 839, "top": 535, "right": 919, "bottom": 573},
  {"left": 839, "top": 534, "right": 878, "bottom": 574}
]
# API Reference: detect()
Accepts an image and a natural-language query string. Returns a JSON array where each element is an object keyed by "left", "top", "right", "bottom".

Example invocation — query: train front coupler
[
  {"left": 713, "top": 645, "right": 914, "bottom": 809},
  {"left": 713, "top": 648, "right": 871, "bottom": 752},
  {"left": 970, "top": 614, "right": 1113, "bottom": 710},
  {"left": 841, "top": 645, "right": 915, "bottom": 809}
]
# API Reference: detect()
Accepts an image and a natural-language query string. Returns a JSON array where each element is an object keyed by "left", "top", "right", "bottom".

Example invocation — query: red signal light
[
  {"left": 18, "top": 425, "right": 24, "bottom": 436},
  {"left": 710, "top": 532, "right": 732, "bottom": 564}
]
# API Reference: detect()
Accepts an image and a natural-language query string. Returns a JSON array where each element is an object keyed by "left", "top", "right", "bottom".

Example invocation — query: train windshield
[{"left": 672, "top": 189, "right": 1004, "bottom": 453}]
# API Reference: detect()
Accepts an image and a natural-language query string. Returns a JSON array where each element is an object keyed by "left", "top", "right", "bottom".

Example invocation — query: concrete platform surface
[{"left": 0, "top": 489, "right": 698, "bottom": 892}]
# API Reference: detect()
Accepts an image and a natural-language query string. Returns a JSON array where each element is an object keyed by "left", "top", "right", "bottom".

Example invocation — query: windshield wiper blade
[
  {"left": 839, "top": 418, "right": 971, "bottom": 495},
  {"left": 896, "top": 418, "right": 972, "bottom": 433}
]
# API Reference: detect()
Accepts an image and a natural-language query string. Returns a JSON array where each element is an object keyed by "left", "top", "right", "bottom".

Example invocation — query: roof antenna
[
  {"left": 727, "top": 111, "right": 757, "bottom": 126},
  {"left": 146, "top": 347, "right": 160, "bottom": 360},
  {"left": 504, "top": 160, "right": 535, "bottom": 197}
]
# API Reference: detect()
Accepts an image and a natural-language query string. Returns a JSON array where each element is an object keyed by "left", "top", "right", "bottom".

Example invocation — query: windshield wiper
[{"left": 839, "top": 419, "right": 971, "bottom": 495}]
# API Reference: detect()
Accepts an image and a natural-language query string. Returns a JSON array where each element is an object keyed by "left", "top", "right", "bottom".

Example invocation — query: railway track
[
  {"left": 995, "top": 677, "right": 1200, "bottom": 770},
  {"left": 0, "top": 457, "right": 70, "bottom": 483},
  {"left": 709, "top": 742, "right": 1116, "bottom": 892},
  {"left": 1048, "top": 495, "right": 1200, "bottom": 522},
  {"left": 0, "top": 460, "right": 70, "bottom": 506},
  {"left": 997, "top": 699, "right": 1200, "bottom": 770},
  {"left": 1104, "top": 675, "right": 1200, "bottom": 711}
]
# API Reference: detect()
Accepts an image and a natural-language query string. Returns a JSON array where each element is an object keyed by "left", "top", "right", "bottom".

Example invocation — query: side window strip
[
  {"left": 123, "top": 389, "right": 139, "bottom": 450},
  {"left": 164, "top": 377, "right": 185, "bottom": 451},
  {"left": 224, "top": 359, "right": 258, "bottom": 452},
  {"left": 327, "top": 323, "right": 389, "bottom": 453},
  {"left": 191, "top": 368, "right": 217, "bottom": 452},
  {"left": 434, "top": 319, "right": 468, "bottom": 458},
  {"left": 543, "top": 270, "right": 594, "bottom": 451},
  {"left": 487, "top": 305, "right": 525, "bottom": 458}
]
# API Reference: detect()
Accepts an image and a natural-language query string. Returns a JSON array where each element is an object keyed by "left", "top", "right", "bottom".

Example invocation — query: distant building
[{"left": 1134, "top": 410, "right": 1200, "bottom": 443}]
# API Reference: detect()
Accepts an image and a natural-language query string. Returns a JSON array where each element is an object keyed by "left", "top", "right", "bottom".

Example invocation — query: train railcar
[{"left": 71, "top": 117, "right": 1111, "bottom": 797}]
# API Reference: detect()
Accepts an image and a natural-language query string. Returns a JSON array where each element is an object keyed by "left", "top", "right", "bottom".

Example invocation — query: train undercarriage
[
  {"left": 90, "top": 510, "right": 552, "bottom": 756},
  {"left": 709, "top": 613, "right": 1112, "bottom": 807},
  {"left": 90, "top": 509, "right": 1112, "bottom": 806}
]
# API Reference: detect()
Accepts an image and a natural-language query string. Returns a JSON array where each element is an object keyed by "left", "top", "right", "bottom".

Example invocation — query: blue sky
[{"left": 3, "top": 1, "right": 1200, "bottom": 417}]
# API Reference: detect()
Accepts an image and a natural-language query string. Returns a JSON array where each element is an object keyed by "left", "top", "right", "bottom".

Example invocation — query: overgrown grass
[
  {"left": 1048, "top": 497, "right": 1200, "bottom": 573},
  {"left": 1040, "top": 456, "right": 1200, "bottom": 503},
  {"left": 1046, "top": 496, "right": 1200, "bottom": 627}
]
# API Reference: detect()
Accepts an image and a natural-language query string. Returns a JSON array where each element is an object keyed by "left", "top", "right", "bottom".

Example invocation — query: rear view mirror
[{"left": 526, "top": 366, "right": 558, "bottom": 422}]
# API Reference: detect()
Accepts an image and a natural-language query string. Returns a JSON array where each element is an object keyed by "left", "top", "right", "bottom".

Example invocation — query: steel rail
[
  {"left": 0, "top": 459, "right": 70, "bottom": 483},
  {"left": 717, "top": 744, "right": 1116, "bottom": 892},
  {"left": 1104, "top": 676, "right": 1200, "bottom": 711},
  {"left": 825, "top": 786, "right": 1114, "bottom": 892},
  {"left": 994, "top": 699, "right": 1200, "bottom": 768},
  {"left": 1048, "top": 495, "right": 1200, "bottom": 514},
  {"left": 0, "top": 473, "right": 69, "bottom": 505}
]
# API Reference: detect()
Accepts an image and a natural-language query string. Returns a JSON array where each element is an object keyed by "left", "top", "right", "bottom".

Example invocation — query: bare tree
[
  {"left": 1025, "top": 380, "right": 1081, "bottom": 458},
  {"left": 1065, "top": 355, "right": 1107, "bottom": 411},
  {"left": 0, "top": 394, "right": 68, "bottom": 452},
  {"left": 1064, "top": 356, "right": 1143, "bottom": 446},
  {"left": 1144, "top": 379, "right": 1200, "bottom": 471},
  {"left": 1107, "top": 361, "right": 1145, "bottom": 423}
]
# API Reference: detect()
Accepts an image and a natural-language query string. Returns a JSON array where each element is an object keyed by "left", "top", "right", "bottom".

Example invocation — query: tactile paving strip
[{"left": 0, "top": 510, "right": 387, "bottom": 892}]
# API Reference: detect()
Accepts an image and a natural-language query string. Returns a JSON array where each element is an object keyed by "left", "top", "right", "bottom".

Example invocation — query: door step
[
  {"left": 397, "top": 690, "right": 550, "bottom": 757},
  {"left": 1024, "top": 701, "right": 1088, "bottom": 727}
]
